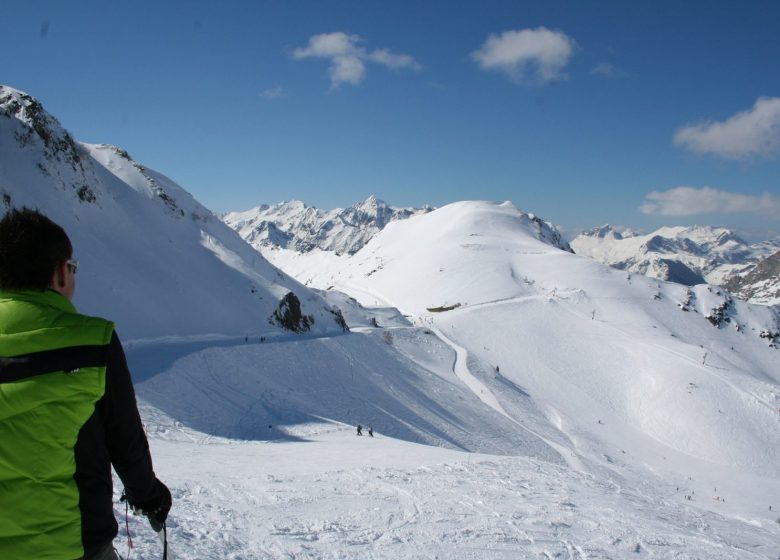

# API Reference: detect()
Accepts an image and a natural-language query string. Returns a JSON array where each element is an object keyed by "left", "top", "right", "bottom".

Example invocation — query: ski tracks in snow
[
  {"left": 125, "top": 436, "right": 780, "bottom": 559},
  {"left": 429, "top": 326, "right": 586, "bottom": 473},
  {"left": 429, "top": 326, "right": 507, "bottom": 417},
  {"left": 125, "top": 391, "right": 780, "bottom": 560}
]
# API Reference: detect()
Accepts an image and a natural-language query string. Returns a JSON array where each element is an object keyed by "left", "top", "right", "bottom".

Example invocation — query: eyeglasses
[{"left": 66, "top": 258, "right": 79, "bottom": 274}]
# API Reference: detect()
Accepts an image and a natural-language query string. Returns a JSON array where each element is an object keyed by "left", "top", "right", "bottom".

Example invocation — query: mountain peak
[
  {"left": 358, "top": 194, "right": 383, "bottom": 207},
  {"left": 1, "top": 84, "right": 82, "bottom": 171},
  {"left": 224, "top": 197, "right": 433, "bottom": 255},
  {"left": 583, "top": 224, "right": 623, "bottom": 240},
  {"left": 0, "top": 83, "right": 348, "bottom": 338},
  {"left": 351, "top": 195, "right": 388, "bottom": 216}
]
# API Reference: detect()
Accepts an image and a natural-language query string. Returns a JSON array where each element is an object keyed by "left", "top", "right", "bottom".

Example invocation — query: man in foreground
[{"left": 0, "top": 208, "right": 171, "bottom": 559}]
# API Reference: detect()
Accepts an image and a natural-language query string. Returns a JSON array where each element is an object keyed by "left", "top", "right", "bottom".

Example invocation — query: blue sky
[{"left": 3, "top": 0, "right": 779, "bottom": 240}]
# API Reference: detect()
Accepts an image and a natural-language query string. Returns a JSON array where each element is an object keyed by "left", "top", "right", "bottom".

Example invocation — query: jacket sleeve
[{"left": 101, "top": 331, "right": 159, "bottom": 502}]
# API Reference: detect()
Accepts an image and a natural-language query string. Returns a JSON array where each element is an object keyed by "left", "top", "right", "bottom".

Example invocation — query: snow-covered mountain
[
  {"left": 133, "top": 199, "right": 780, "bottom": 556},
  {"left": 724, "top": 250, "right": 780, "bottom": 305},
  {"left": 0, "top": 85, "right": 345, "bottom": 339},
  {"left": 242, "top": 199, "right": 780, "bottom": 490},
  {"left": 223, "top": 195, "right": 433, "bottom": 256},
  {"left": 4, "top": 84, "right": 780, "bottom": 557},
  {"left": 570, "top": 225, "right": 780, "bottom": 298}
]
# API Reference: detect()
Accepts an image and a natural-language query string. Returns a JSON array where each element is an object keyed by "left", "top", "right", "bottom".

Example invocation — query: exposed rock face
[
  {"left": 724, "top": 251, "right": 780, "bottom": 306},
  {"left": 271, "top": 292, "right": 314, "bottom": 333}
]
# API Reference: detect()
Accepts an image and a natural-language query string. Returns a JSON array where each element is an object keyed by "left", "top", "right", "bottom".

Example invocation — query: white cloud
[
  {"left": 591, "top": 63, "right": 616, "bottom": 77},
  {"left": 640, "top": 186, "right": 780, "bottom": 218},
  {"left": 261, "top": 85, "right": 285, "bottom": 99},
  {"left": 673, "top": 97, "right": 780, "bottom": 159},
  {"left": 330, "top": 53, "right": 367, "bottom": 86},
  {"left": 471, "top": 27, "right": 576, "bottom": 84},
  {"left": 367, "top": 48, "right": 422, "bottom": 70},
  {"left": 291, "top": 32, "right": 421, "bottom": 88}
]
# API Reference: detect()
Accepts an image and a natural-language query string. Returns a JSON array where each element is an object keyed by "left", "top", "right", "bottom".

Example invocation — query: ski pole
[{"left": 148, "top": 517, "right": 171, "bottom": 560}]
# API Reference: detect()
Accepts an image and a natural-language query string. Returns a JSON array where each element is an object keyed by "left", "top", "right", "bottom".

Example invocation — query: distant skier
[
  {"left": 357, "top": 424, "right": 363, "bottom": 436},
  {"left": 495, "top": 365, "right": 500, "bottom": 373},
  {"left": 368, "top": 426, "right": 374, "bottom": 437}
]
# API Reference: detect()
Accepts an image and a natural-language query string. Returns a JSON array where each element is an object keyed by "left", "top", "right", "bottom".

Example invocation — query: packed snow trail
[
  {"left": 429, "top": 326, "right": 507, "bottom": 416},
  {"left": 430, "top": 325, "right": 586, "bottom": 472}
]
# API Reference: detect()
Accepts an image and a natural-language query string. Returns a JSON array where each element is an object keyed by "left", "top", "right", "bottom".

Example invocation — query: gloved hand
[{"left": 127, "top": 479, "right": 172, "bottom": 531}]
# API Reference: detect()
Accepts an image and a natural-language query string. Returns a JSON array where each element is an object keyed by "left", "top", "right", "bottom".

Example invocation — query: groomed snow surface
[
  {"left": 120, "top": 325, "right": 780, "bottom": 559},
  {"left": 122, "top": 416, "right": 780, "bottom": 560}
]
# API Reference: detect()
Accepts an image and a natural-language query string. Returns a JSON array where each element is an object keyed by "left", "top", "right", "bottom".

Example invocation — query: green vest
[{"left": 0, "top": 290, "right": 114, "bottom": 559}]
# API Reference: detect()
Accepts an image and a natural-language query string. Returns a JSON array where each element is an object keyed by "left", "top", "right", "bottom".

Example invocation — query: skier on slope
[
  {"left": 0, "top": 209, "right": 171, "bottom": 559},
  {"left": 357, "top": 424, "right": 363, "bottom": 436}
]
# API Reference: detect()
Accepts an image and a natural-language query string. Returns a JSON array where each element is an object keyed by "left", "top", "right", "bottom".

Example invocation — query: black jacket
[{"left": 75, "top": 331, "right": 160, "bottom": 556}]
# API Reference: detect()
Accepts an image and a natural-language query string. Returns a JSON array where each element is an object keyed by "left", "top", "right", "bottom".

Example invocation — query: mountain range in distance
[{"left": 225, "top": 199, "right": 780, "bottom": 307}]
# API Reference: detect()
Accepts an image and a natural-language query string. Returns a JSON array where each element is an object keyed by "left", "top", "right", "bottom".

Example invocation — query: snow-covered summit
[
  {"left": 0, "top": 85, "right": 82, "bottom": 171},
  {"left": 571, "top": 224, "right": 779, "bottom": 291},
  {"left": 0, "top": 85, "right": 346, "bottom": 338},
  {"left": 582, "top": 224, "right": 624, "bottom": 240},
  {"left": 223, "top": 195, "right": 432, "bottom": 255}
]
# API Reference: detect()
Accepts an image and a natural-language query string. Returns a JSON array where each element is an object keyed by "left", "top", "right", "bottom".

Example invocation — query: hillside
[
  {"left": 243, "top": 200, "right": 780, "bottom": 503},
  {"left": 0, "top": 85, "right": 345, "bottom": 339},
  {"left": 131, "top": 197, "right": 780, "bottom": 556},
  {"left": 570, "top": 225, "right": 780, "bottom": 303}
]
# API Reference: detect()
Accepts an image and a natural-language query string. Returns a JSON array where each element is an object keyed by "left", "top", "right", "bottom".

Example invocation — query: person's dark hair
[{"left": 0, "top": 207, "right": 72, "bottom": 290}]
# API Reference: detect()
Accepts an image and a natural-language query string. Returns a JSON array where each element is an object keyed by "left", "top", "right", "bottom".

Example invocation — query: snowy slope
[
  {"left": 127, "top": 199, "right": 780, "bottom": 556},
  {"left": 124, "top": 311, "right": 780, "bottom": 558},
  {"left": 127, "top": 305, "right": 780, "bottom": 557},
  {"left": 251, "top": 201, "right": 780, "bottom": 509},
  {"left": 0, "top": 85, "right": 345, "bottom": 339},
  {"left": 117, "top": 419, "right": 780, "bottom": 559},
  {"left": 223, "top": 195, "right": 432, "bottom": 256},
  {"left": 132, "top": 327, "right": 566, "bottom": 461},
  {"left": 570, "top": 224, "right": 780, "bottom": 292}
]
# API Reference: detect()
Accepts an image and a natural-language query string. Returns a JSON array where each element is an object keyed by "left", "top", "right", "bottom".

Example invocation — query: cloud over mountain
[
  {"left": 640, "top": 186, "right": 780, "bottom": 218},
  {"left": 674, "top": 97, "right": 780, "bottom": 159}
]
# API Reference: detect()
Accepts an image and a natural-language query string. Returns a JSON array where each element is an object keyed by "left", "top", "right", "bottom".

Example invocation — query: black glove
[{"left": 127, "top": 479, "right": 172, "bottom": 531}]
